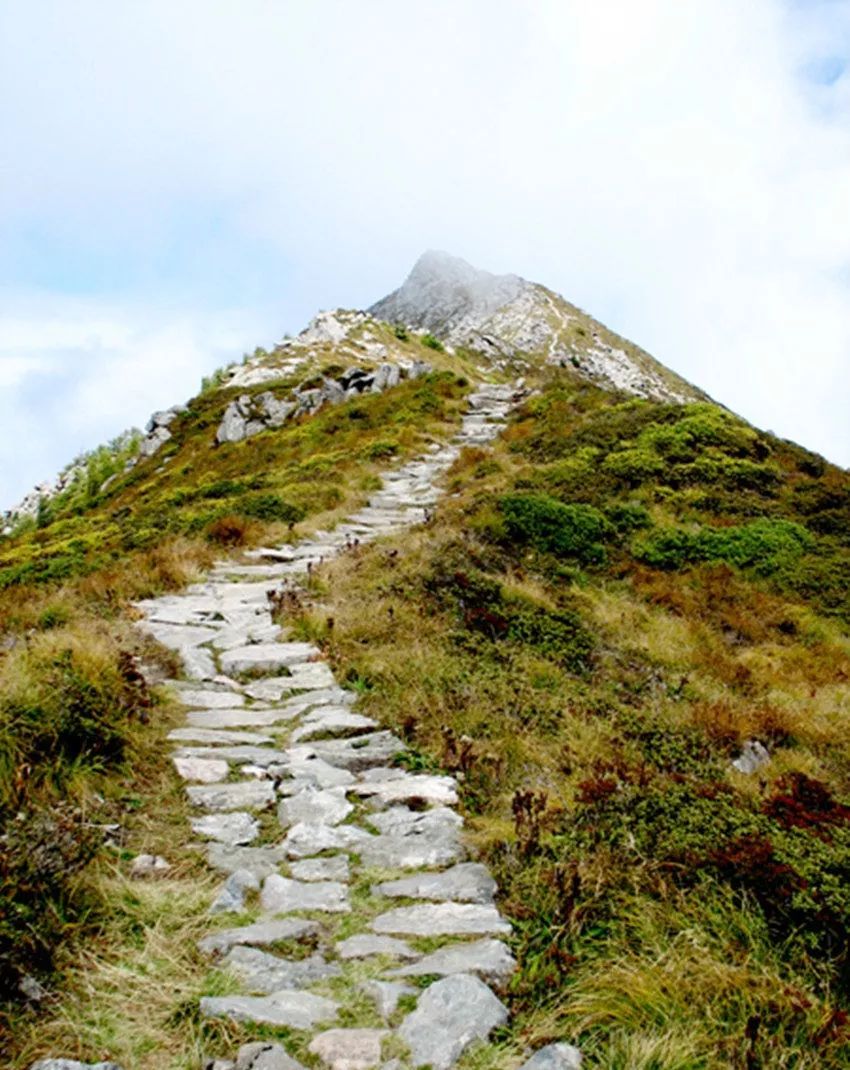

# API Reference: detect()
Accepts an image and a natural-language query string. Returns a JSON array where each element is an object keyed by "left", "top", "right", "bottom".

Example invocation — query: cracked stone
[
  {"left": 373, "top": 863, "right": 495, "bottom": 904},
  {"left": 278, "top": 787, "right": 353, "bottom": 829},
  {"left": 168, "top": 727, "right": 275, "bottom": 746},
  {"left": 390, "top": 938, "right": 516, "bottom": 986},
  {"left": 187, "top": 781, "right": 275, "bottom": 812},
  {"left": 173, "top": 756, "right": 230, "bottom": 783},
  {"left": 192, "top": 811, "right": 259, "bottom": 845},
  {"left": 179, "top": 689, "right": 245, "bottom": 708},
  {"left": 309, "top": 732, "right": 405, "bottom": 772},
  {"left": 291, "top": 710, "right": 377, "bottom": 743},
  {"left": 308, "top": 1029, "right": 388, "bottom": 1070},
  {"left": 186, "top": 708, "right": 298, "bottom": 729},
  {"left": 353, "top": 773, "right": 458, "bottom": 808},
  {"left": 518, "top": 1044, "right": 583, "bottom": 1070},
  {"left": 371, "top": 903, "right": 510, "bottom": 937},
  {"left": 290, "top": 856, "right": 350, "bottom": 882},
  {"left": 398, "top": 975, "right": 508, "bottom": 1070},
  {"left": 261, "top": 874, "right": 350, "bottom": 913},
  {"left": 199, "top": 917, "right": 319, "bottom": 956},
  {"left": 278, "top": 753, "right": 357, "bottom": 790},
  {"left": 223, "top": 946, "right": 340, "bottom": 993},
  {"left": 282, "top": 821, "right": 372, "bottom": 859},
  {"left": 210, "top": 868, "right": 260, "bottom": 914},
  {"left": 235, "top": 1042, "right": 306, "bottom": 1070},
  {"left": 335, "top": 934, "right": 418, "bottom": 961},
  {"left": 200, "top": 989, "right": 338, "bottom": 1030},
  {"left": 176, "top": 745, "right": 288, "bottom": 766},
  {"left": 206, "top": 842, "right": 288, "bottom": 879},
  {"left": 220, "top": 642, "right": 321, "bottom": 675}
]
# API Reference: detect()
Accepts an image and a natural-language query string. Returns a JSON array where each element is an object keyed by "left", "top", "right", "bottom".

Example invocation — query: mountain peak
[{"left": 371, "top": 252, "right": 703, "bottom": 403}]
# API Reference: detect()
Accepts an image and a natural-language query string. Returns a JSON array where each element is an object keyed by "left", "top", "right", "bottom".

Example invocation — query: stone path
[{"left": 122, "top": 383, "right": 580, "bottom": 1070}]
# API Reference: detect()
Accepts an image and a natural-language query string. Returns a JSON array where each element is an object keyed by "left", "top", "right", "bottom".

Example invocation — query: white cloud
[{"left": 0, "top": 0, "right": 848, "bottom": 507}]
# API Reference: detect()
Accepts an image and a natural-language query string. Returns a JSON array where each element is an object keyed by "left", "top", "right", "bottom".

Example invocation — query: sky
[{"left": 1, "top": 0, "right": 849, "bottom": 509}]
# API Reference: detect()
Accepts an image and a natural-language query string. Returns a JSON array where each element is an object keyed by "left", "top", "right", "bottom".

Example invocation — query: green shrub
[
  {"left": 365, "top": 440, "right": 400, "bottom": 460},
  {"left": 393, "top": 324, "right": 409, "bottom": 341},
  {"left": 238, "top": 494, "right": 306, "bottom": 524},
  {"left": 634, "top": 518, "right": 812, "bottom": 575},
  {"left": 500, "top": 493, "right": 611, "bottom": 565},
  {"left": 421, "top": 333, "right": 444, "bottom": 352}
]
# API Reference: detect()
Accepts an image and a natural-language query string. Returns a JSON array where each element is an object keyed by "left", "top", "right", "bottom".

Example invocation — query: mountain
[
  {"left": 3, "top": 254, "right": 850, "bottom": 1070},
  {"left": 371, "top": 250, "right": 705, "bottom": 402}
]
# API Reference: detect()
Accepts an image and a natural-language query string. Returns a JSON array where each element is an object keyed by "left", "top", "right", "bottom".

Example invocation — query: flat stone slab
[
  {"left": 140, "top": 621, "right": 219, "bottom": 649},
  {"left": 291, "top": 710, "right": 378, "bottom": 743},
  {"left": 192, "top": 811, "right": 259, "bottom": 845},
  {"left": 358, "top": 809, "right": 465, "bottom": 870},
  {"left": 398, "top": 974, "right": 508, "bottom": 1070},
  {"left": 309, "top": 1029, "right": 388, "bottom": 1070},
  {"left": 373, "top": 863, "right": 496, "bottom": 904},
  {"left": 199, "top": 917, "right": 320, "bottom": 956},
  {"left": 224, "top": 945, "right": 341, "bottom": 993},
  {"left": 519, "top": 1044, "right": 583, "bottom": 1070},
  {"left": 361, "top": 979, "right": 417, "bottom": 1020},
  {"left": 177, "top": 745, "right": 289, "bottom": 767},
  {"left": 278, "top": 753, "right": 357, "bottom": 789},
  {"left": 178, "top": 689, "right": 245, "bottom": 708},
  {"left": 243, "top": 677, "right": 300, "bottom": 702},
  {"left": 180, "top": 645, "right": 218, "bottom": 681},
  {"left": 368, "top": 806, "right": 462, "bottom": 836},
  {"left": 261, "top": 874, "right": 350, "bottom": 914},
  {"left": 278, "top": 787, "right": 353, "bottom": 829},
  {"left": 234, "top": 1042, "right": 306, "bottom": 1070},
  {"left": 200, "top": 989, "right": 338, "bottom": 1030},
  {"left": 290, "top": 856, "right": 350, "bottom": 882},
  {"left": 335, "top": 934, "right": 418, "bottom": 961},
  {"left": 353, "top": 772, "right": 458, "bottom": 808},
  {"left": 371, "top": 903, "right": 510, "bottom": 937},
  {"left": 207, "top": 842, "right": 288, "bottom": 878},
  {"left": 220, "top": 642, "right": 321, "bottom": 675},
  {"left": 186, "top": 708, "right": 298, "bottom": 729},
  {"left": 391, "top": 938, "right": 516, "bottom": 986},
  {"left": 187, "top": 781, "right": 275, "bottom": 812},
  {"left": 282, "top": 821, "right": 372, "bottom": 859},
  {"left": 30, "top": 1062, "right": 124, "bottom": 1070},
  {"left": 210, "top": 868, "right": 259, "bottom": 914},
  {"left": 173, "top": 756, "right": 230, "bottom": 783},
  {"left": 309, "top": 732, "right": 405, "bottom": 772},
  {"left": 169, "top": 726, "right": 275, "bottom": 745},
  {"left": 286, "top": 663, "right": 337, "bottom": 691}
]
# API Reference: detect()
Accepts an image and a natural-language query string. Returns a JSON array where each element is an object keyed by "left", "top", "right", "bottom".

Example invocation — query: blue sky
[{"left": 1, "top": 0, "right": 849, "bottom": 508}]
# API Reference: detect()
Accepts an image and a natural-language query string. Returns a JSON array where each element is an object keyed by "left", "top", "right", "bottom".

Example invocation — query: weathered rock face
[
  {"left": 370, "top": 250, "right": 702, "bottom": 402},
  {"left": 214, "top": 361, "right": 431, "bottom": 445},
  {"left": 138, "top": 404, "right": 187, "bottom": 458}
]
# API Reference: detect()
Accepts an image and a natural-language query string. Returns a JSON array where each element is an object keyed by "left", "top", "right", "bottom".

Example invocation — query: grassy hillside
[
  {"left": 4, "top": 349, "right": 850, "bottom": 1068},
  {"left": 292, "top": 372, "right": 850, "bottom": 1068},
  {"left": 0, "top": 366, "right": 470, "bottom": 1030}
]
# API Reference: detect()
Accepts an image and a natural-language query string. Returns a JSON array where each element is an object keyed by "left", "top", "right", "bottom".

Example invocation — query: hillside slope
[{"left": 2, "top": 254, "right": 850, "bottom": 1069}]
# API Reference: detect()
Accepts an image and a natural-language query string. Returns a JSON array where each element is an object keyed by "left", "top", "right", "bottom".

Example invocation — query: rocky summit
[{"left": 3, "top": 253, "right": 850, "bottom": 1070}]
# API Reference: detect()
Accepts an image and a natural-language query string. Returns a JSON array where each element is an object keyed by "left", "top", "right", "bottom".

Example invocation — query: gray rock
[
  {"left": 173, "top": 756, "right": 230, "bottom": 783},
  {"left": 519, "top": 1043, "right": 583, "bottom": 1070},
  {"left": 217, "top": 399, "right": 249, "bottom": 444},
  {"left": 220, "top": 642, "right": 320, "bottom": 676},
  {"left": 261, "top": 874, "right": 350, "bottom": 914},
  {"left": 168, "top": 726, "right": 275, "bottom": 745},
  {"left": 308, "top": 1029, "right": 388, "bottom": 1070},
  {"left": 278, "top": 787, "right": 353, "bottom": 829},
  {"left": 192, "top": 811, "right": 259, "bottom": 845},
  {"left": 291, "top": 710, "right": 378, "bottom": 743},
  {"left": 186, "top": 708, "right": 298, "bottom": 729},
  {"left": 309, "top": 731, "right": 405, "bottom": 772},
  {"left": 353, "top": 773, "right": 457, "bottom": 808},
  {"left": 200, "top": 989, "right": 338, "bottom": 1029},
  {"left": 290, "top": 856, "right": 350, "bottom": 882},
  {"left": 358, "top": 809, "right": 465, "bottom": 870},
  {"left": 129, "top": 853, "right": 171, "bottom": 878},
  {"left": 30, "top": 1062, "right": 124, "bottom": 1070},
  {"left": 368, "top": 806, "right": 462, "bottom": 837},
  {"left": 282, "top": 821, "right": 372, "bottom": 859},
  {"left": 178, "top": 689, "right": 246, "bottom": 708},
  {"left": 178, "top": 745, "right": 289, "bottom": 766},
  {"left": 235, "top": 1042, "right": 306, "bottom": 1070},
  {"left": 179, "top": 644, "right": 218, "bottom": 681},
  {"left": 335, "top": 934, "right": 418, "bottom": 961},
  {"left": 732, "top": 739, "right": 770, "bottom": 774},
  {"left": 199, "top": 917, "right": 319, "bottom": 956},
  {"left": 391, "top": 938, "right": 516, "bottom": 986},
  {"left": 285, "top": 662, "right": 338, "bottom": 691},
  {"left": 210, "top": 868, "right": 260, "bottom": 914},
  {"left": 373, "top": 863, "right": 495, "bottom": 904},
  {"left": 398, "top": 974, "right": 508, "bottom": 1069},
  {"left": 187, "top": 781, "right": 275, "bottom": 812},
  {"left": 139, "top": 424, "right": 172, "bottom": 458},
  {"left": 224, "top": 945, "right": 340, "bottom": 993},
  {"left": 206, "top": 842, "right": 288, "bottom": 879},
  {"left": 278, "top": 753, "right": 357, "bottom": 790},
  {"left": 371, "top": 903, "right": 510, "bottom": 937},
  {"left": 361, "top": 980, "right": 416, "bottom": 1020}
]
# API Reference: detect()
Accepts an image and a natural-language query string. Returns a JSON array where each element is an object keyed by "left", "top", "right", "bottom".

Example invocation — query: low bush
[{"left": 499, "top": 492, "right": 611, "bottom": 565}]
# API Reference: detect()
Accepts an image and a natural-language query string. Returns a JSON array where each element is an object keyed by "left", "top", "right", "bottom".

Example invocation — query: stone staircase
[{"left": 118, "top": 382, "right": 581, "bottom": 1070}]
